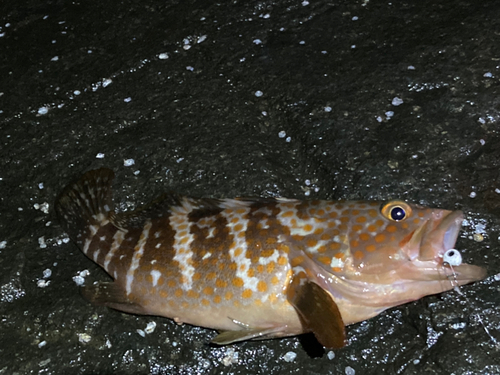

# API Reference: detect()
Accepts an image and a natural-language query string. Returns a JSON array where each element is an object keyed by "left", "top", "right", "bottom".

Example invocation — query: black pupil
[
  {"left": 447, "top": 250, "right": 455, "bottom": 257},
  {"left": 390, "top": 206, "right": 405, "bottom": 221}
]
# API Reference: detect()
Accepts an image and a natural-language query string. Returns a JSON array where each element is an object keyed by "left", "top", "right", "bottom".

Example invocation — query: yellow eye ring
[{"left": 380, "top": 200, "right": 412, "bottom": 221}]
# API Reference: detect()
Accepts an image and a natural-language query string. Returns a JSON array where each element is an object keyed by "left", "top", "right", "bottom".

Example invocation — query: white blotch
[
  {"left": 202, "top": 252, "right": 212, "bottom": 260},
  {"left": 407, "top": 65, "right": 415, "bottom": 70},
  {"left": 330, "top": 256, "right": 345, "bottom": 270},
  {"left": 136, "top": 329, "right": 146, "bottom": 337},
  {"left": 126, "top": 220, "right": 152, "bottom": 295},
  {"left": 123, "top": 97, "right": 132, "bottom": 103},
  {"left": 253, "top": 39, "right": 262, "bottom": 45},
  {"left": 38, "top": 236, "right": 47, "bottom": 249},
  {"left": 77, "top": 333, "right": 91, "bottom": 343},
  {"left": 255, "top": 90, "right": 263, "bottom": 97},
  {"left": 37, "top": 279, "right": 50, "bottom": 288},
  {"left": 96, "top": 153, "right": 105, "bottom": 159},
  {"left": 103, "top": 230, "right": 125, "bottom": 271},
  {"left": 102, "top": 78, "right": 112, "bottom": 87},
  {"left": 50, "top": 56, "right": 59, "bottom": 61},
  {"left": 100, "top": 236, "right": 106, "bottom": 241},
  {"left": 93, "top": 249, "right": 100, "bottom": 262},
  {"left": 0, "top": 240, "right": 7, "bottom": 249},
  {"left": 484, "top": 72, "right": 493, "bottom": 78},
  {"left": 155, "top": 243, "right": 161, "bottom": 249},
  {"left": 345, "top": 366, "right": 355, "bottom": 375},
  {"left": 154, "top": 231, "right": 161, "bottom": 238},
  {"left": 222, "top": 348, "right": 239, "bottom": 366},
  {"left": 150, "top": 270, "right": 161, "bottom": 286},
  {"left": 38, "top": 340, "right": 47, "bottom": 348},
  {"left": 278, "top": 130, "right": 286, "bottom": 138},
  {"left": 327, "top": 351, "right": 335, "bottom": 360},
  {"left": 258, "top": 250, "right": 279, "bottom": 265},
  {"left": 43, "top": 269, "right": 52, "bottom": 278},
  {"left": 38, "top": 107, "right": 49, "bottom": 115},
  {"left": 206, "top": 227, "right": 216, "bottom": 239},
  {"left": 159, "top": 53, "right": 169, "bottom": 59}
]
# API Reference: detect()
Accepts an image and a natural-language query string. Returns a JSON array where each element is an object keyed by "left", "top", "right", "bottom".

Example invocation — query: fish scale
[{"left": 56, "top": 168, "right": 487, "bottom": 349}]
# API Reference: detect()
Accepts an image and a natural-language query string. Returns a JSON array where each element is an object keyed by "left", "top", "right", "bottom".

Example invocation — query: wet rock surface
[{"left": 1, "top": 0, "right": 500, "bottom": 374}]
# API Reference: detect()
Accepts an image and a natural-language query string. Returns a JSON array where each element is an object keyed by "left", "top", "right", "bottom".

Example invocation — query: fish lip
[{"left": 440, "top": 210, "right": 464, "bottom": 253}]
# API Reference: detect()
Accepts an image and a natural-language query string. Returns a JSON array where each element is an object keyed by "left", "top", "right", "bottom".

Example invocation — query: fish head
[
  {"left": 344, "top": 200, "right": 486, "bottom": 284},
  {"left": 319, "top": 200, "right": 487, "bottom": 321}
]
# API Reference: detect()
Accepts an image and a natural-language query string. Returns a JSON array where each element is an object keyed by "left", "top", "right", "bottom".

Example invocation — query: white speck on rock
[
  {"left": 283, "top": 351, "right": 297, "bottom": 362},
  {"left": 0, "top": 241, "right": 6, "bottom": 249},
  {"left": 38, "top": 107, "right": 49, "bottom": 115},
  {"left": 327, "top": 351, "right": 335, "bottom": 360},
  {"left": 37, "top": 279, "right": 50, "bottom": 288},
  {"left": 136, "top": 329, "right": 146, "bottom": 337},
  {"left": 278, "top": 130, "right": 286, "bottom": 138},
  {"left": 255, "top": 90, "right": 263, "bottom": 97},
  {"left": 345, "top": 366, "right": 355, "bottom": 375},
  {"left": 253, "top": 39, "right": 262, "bottom": 45},
  {"left": 324, "top": 106, "right": 332, "bottom": 112},
  {"left": 385, "top": 111, "right": 394, "bottom": 118},
  {"left": 302, "top": 0, "right": 309, "bottom": 5},
  {"left": 469, "top": 191, "right": 476, "bottom": 198},
  {"left": 102, "top": 78, "right": 112, "bottom": 87},
  {"left": 38, "top": 340, "right": 47, "bottom": 348},
  {"left": 43, "top": 269, "right": 52, "bottom": 279},
  {"left": 123, "top": 159, "right": 135, "bottom": 167},
  {"left": 392, "top": 97, "right": 404, "bottom": 106},
  {"left": 77, "top": 333, "right": 91, "bottom": 343},
  {"left": 408, "top": 65, "right": 416, "bottom": 70},
  {"left": 483, "top": 72, "right": 493, "bottom": 78},
  {"left": 96, "top": 153, "right": 105, "bottom": 159},
  {"left": 50, "top": 56, "right": 59, "bottom": 61},
  {"left": 123, "top": 97, "right": 132, "bottom": 103},
  {"left": 159, "top": 53, "right": 169, "bottom": 59},
  {"left": 222, "top": 348, "right": 239, "bottom": 366},
  {"left": 145, "top": 321, "right": 156, "bottom": 334},
  {"left": 38, "top": 237, "right": 47, "bottom": 249}
]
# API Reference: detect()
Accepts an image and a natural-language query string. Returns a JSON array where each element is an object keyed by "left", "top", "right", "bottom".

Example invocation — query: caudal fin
[{"left": 55, "top": 168, "right": 115, "bottom": 247}]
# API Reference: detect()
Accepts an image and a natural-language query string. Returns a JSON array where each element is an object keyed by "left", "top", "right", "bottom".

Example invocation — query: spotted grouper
[{"left": 55, "top": 168, "right": 486, "bottom": 348}]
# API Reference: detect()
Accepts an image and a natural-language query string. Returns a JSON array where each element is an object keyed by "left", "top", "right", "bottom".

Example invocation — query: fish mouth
[{"left": 410, "top": 210, "right": 486, "bottom": 282}]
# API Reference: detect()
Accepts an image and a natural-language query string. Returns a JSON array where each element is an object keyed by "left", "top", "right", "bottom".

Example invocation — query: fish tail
[{"left": 55, "top": 168, "right": 115, "bottom": 246}]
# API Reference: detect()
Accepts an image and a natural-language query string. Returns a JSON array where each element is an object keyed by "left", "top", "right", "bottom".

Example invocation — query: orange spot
[
  {"left": 303, "top": 224, "right": 313, "bottom": 232},
  {"left": 329, "top": 242, "right": 341, "bottom": 250},
  {"left": 314, "top": 228, "right": 324, "bottom": 235},
  {"left": 376, "top": 220, "right": 384, "bottom": 226},
  {"left": 247, "top": 268, "right": 255, "bottom": 277},
  {"left": 236, "top": 208, "right": 247, "bottom": 214},
  {"left": 334, "top": 252, "right": 345, "bottom": 259},
  {"left": 352, "top": 224, "right": 362, "bottom": 232},
  {"left": 213, "top": 295, "right": 222, "bottom": 304},
  {"left": 261, "top": 249, "right": 274, "bottom": 257},
  {"left": 329, "top": 212, "right": 338, "bottom": 219},
  {"left": 339, "top": 224, "right": 348, "bottom": 231},
  {"left": 366, "top": 244, "right": 376, "bottom": 252},
  {"left": 271, "top": 275, "right": 280, "bottom": 284},
  {"left": 341, "top": 209, "right": 350, "bottom": 216},
  {"left": 145, "top": 274, "right": 153, "bottom": 284},
  {"left": 291, "top": 256, "right": 304, "bottom": 267},
  {"left": 332, "top": 267, "right": 342, "bottom": 272},
  {"left": 180, "top": 237, "right": 189, "bottom": 244},
  {"left": 178, "top": 230, "right": 188, "bottom": 237},
  {"left": 232, "top": 277, "right": 244, "bottom": 288},
  {"left": 254, "top": 299, "right": 263, "bottom": 306},
  {"left": 351, "top": 209, "right": 360, "bottom": 215},
  {"left": 193, "top": 272, "right": 201, "bottom": 281},
  {"left": 231, "top": 217, "right": 239, "bottom": 223},
  {"left": 340, "top": 216, "right": 350, "bottom": 223},
  {"left": 277, "top": 256, "right": 288, "bottom": 265},
  {"left": 418, "top": 211, "right": 425, "bottom": 217},
  {"left": 266, "top": 262, "right": 275, "bottom": 273},
  {"left": 318, "top": 245, "right": 327, "bottom": 253},
  {"left": 225, "top": 291, "right": 233, "bottom": 300},
  {"left": 177, "top": 224, "right": 188, "bottom": 230},
  {"left": 350, "top": 240, "right": 359, "bottom": 248},
  {"left": 257, "top": 280, "right": 268, "bottom": 293},
  {"left": 402, "top": 222, "right": 409, "bottom": 229},
  {"left": 233, "top": 300, "right": 241, "bottom": 307},
  {"left": 375, "top": 234, "right": 386, "bottom": 243},
  {"left": 354, "top": 250, "right": 364, "bottom": 259},
  {"left": 413, "top": 218, "right": 421, "bottom": 224},
  {"left": 229, "top": 263, "right": 237, "bottom": 270},
  {"left": 175, "top": 289, "right": 183, "bottom": 298},
  {"left": 356, "top": 216, "right": 367, "bottom": 223},
  {"left": 201, "top": 298, "right": 210, "bottom": 306},
  {"left": 282, "top": 210, "right": 294, "bottom": 217},
  {"left": 318, "top": 256, "right": 330, "bottom": 265},
  {"left": 317, "top": 209, "right": 325, "bottom": 216},
  {"left": 257, "top": 264, "right": 264, "bottom": 273},
  {"left": 290, "top": 218, "right": 297, "bottom": 226},
  {"left": 386, "top": 225, "right": 397, "bottom": 233},
  {"left": 181, "top": 301, "right": 189, "bottom": 309},
  {"left": 266, "top": 237, "right": 277, "bottom": 245},
  {"left": 292, "top": 234, "right": 304, "bottom": 242},
  {"left": 203, "top": 286, "right": 214, "bottom": 295},
  {"left": 309, "top": 208, "right": 317, "bottom": 215},
  {"left": 238, "top": 232, "right": 246, "bottom": 238},
  {"left": 167, "top": 280, "right": 176, "bottom": 288},
  {"left": 320, "top": 233, "right": 330, "bottom": 241},
  {"left": 359, "top": 233, "right": 370, "bottom": 241},
  {"left": 239, "top": 264, "right": 246, "bottom": 271},
  {"left": 187, "top": 290, "right": 199, "bottom": 298},
  {"left": 269, "top": 294, "right": 278, "bottom": 303},
  {"left": 234, "top": 247, "right": 243, "bottom": 257},
  {"left": 159, "top": 290, "right": 168, "bottom": 298},
  {"left": 368, "top": 209, "right": 378, "bottom": 217},
  {"left": 207, "top": 272, "right": 216, "bottom": 280},
  {"left": 242, "top": 289, "right": 252, "bottom": 299},
  {"left": 367, "top": 224, "right": 377, "bottom": 232},
  {"left": 307, "top": 238, "right": 318, "bottom": 248},
  {"left": 215, "top": 279, "right": 227, "bottom": 288}
]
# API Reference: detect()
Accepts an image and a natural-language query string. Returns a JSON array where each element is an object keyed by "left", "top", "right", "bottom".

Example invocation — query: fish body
[{"left": 56, "top": 168, "right": 486, "bottom": 348}]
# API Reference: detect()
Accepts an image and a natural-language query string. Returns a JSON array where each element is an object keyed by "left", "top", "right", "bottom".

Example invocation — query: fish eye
[
  {"left": 380, "top": 201, "right": 412, "bottom": 222},
  {"left": 443, "top": 248, "right": 462, "bottom": 266}
]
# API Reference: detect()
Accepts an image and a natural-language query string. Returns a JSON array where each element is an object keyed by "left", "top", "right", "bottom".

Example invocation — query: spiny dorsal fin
[{"left": 287, "top": 275, "right": 346, "bottom": 349}]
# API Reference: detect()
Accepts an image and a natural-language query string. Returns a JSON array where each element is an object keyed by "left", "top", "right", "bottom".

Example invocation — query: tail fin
[{"left": 56, "top": 168, "right": 115, "bottom": 247}]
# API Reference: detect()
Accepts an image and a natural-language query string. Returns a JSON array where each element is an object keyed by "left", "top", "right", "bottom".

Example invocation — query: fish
[{"left": 55, "top": 168, "right": 487, "bottom": 349}]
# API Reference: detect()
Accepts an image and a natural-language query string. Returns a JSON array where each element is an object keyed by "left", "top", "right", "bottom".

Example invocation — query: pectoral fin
[
  {"left": 287, "top": 273, "right": 346, "bottom": 349},
  {"left": 82, "top": 281, "right": 146, "bottom": 315}
]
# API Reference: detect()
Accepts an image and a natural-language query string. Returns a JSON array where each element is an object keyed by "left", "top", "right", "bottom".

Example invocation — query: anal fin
[
  {"left": 287, "top": 276, "right": 346, "bottom": 349},
  {"left": 82, "top": 281, "right": 146, "bottom": 315}
]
